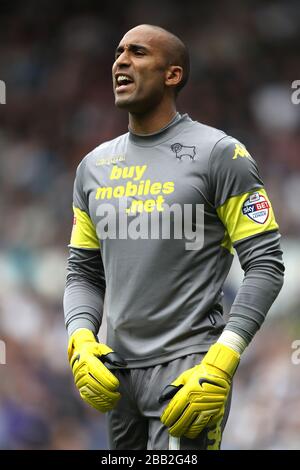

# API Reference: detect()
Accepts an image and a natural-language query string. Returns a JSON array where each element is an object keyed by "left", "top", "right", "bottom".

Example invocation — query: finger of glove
[
  {"left": 167, "top": 401, "right": 209, "bottom": 438},
  {"left": 75, "top": 370, "right": 121, "bottom": 402},
  {"left": 170, "top": 368, "right": 195, "bottom": 388},
  {"left": 160, "top": 369, "right": 197, "bottom": 417},
  {"left": 74, "top": 355, "right": 120, "bottom": 391},
  {"left": 161, "top": 389, "right": 225, "bottom": 432},
  {"left": 86, "top": 396, "right": 120, "bottom": 413},
  {"left": 183, "top": 412, "right": 212, "bottom": 439},
  {"left": 76, "top": 367, "right": 121, "bottom": 400},
  {"left": 161, "top": 387, "right": 190, "bottom": 427},
  {"left": 182, "top": 407, "right": 225, "bottom": 439},
  {"left": 79, "top": 383, "right": 121, "bottom": 412},
  {"left": 192, "top": 388, "right": 228, "bottom": 404},
  {"left": 168, "top": 406, "right": 198, "bottom": 437},
  {"left": 161, "top": 381, "right": 225, "bottom": 426},
  {"left": 89, "top": 355, "right": 120, "bottom": 390},
  {"left": 206, "top": 406, "right": 225, "bottom": 428},
  {"left": 168, "top": 394, "right": 224, "bottom": 438}
]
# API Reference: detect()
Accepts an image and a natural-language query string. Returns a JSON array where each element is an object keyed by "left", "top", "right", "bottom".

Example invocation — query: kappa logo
[
  {"left": 242, "top": 192, "right": 270, "bottom": 224},
  {"left": 171, "top": 143, "right": 196, "bottom": 160},
  {"left": 232, "top": 144, "right": 251, "bottom": 160}
]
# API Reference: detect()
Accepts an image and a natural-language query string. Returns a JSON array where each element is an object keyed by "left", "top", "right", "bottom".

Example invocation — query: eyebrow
[{"left": 115, "top": 44, "right": 150, "bottom": 57}]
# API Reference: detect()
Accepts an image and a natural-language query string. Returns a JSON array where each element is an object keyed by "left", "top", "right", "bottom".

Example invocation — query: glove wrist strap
[
  {"left": 72, "top": 328, "right": 97, "bottom": 345},
  {"left": 203, "top": 343, "right": 240, "bottom": 377},
  {"left": 68, "top": 328, "right": 97, "bottom": 361}
]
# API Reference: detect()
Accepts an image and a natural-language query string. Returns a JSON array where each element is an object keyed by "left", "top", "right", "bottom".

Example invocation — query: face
[{"left": 112, "top": 27, "right": 170, "bottom": 113}]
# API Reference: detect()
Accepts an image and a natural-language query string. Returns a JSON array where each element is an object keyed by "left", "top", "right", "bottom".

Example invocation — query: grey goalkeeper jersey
[{"left": 64, "top": 113, "right": 284, "bottom": 367}]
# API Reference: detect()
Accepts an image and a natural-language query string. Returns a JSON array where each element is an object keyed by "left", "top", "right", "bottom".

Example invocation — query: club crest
[{"left": 171, "top": 143, "right": 196, "bottom": 161}]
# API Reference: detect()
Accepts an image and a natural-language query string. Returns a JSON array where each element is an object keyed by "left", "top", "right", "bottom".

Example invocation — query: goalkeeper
[{"left": 64, "top": 24, "right": 284, "bottom": 450}]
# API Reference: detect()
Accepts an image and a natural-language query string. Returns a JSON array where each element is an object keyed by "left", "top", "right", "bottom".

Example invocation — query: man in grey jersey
[{"left": 64, "top": 24, "right": 284, "bottom": 450}]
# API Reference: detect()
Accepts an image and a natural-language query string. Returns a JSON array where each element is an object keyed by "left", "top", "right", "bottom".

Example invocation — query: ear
[{"left": 165, "top": 65, "right": 183, "bottom": 89}]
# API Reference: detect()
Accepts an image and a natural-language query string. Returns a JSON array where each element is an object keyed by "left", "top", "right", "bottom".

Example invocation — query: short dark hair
[{"left": 138, "top": 24, "right": 190, "bottom": 95}]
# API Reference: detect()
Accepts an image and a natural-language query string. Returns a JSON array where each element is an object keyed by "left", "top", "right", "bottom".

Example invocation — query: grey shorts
[{"left": 106, "top": 353, "right": 232, "bottom": 450}]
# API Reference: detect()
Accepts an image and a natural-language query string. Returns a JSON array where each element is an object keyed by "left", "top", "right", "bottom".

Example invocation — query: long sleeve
[
  {"left": 209, "top": 136, "right": 284, "bottom": 346},
  {"left": 224, "top": 230, "right": 284, "bottom": 343},
  {"left": 63, "top": 247, "right": 106, "bottom": 336},
  {"left": 63, "top": 158, "right": 105, "bottom": 336}
]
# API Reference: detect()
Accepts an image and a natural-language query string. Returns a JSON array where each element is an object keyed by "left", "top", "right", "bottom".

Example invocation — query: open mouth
[{"left": 115, "top": 74, "right": 134, "bottom": 92}]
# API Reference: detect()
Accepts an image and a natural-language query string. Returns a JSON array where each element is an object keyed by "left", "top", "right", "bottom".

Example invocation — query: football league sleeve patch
[{"left": 217, "top": 189, "right": 279, "bottom": 244}]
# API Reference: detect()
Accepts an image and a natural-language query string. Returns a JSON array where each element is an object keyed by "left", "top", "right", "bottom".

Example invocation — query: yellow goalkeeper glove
[
  {"left": 68, "top": 328, "right": 127, "bottom": 413},
  {"left": 159, "top": 343, "right": 240, "bottom": 439}
]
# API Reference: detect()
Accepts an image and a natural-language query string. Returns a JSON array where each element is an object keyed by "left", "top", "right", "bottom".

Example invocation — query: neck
[{"left": 128, "top": 101, "right": 177, "bottom": 135}]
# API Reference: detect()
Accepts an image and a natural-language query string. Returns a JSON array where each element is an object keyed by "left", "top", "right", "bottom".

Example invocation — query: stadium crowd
[{"left": 0, "top": 0, "right": 299, "bottom": 449}]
